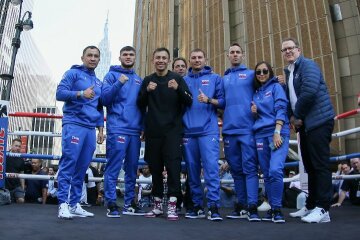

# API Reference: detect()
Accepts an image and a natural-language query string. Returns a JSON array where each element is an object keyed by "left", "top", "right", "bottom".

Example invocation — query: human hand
[
  {"left": 168, "top": 79, "right": 178, "bottom": 90},
  {"left": 197, "top": 89, "right": 208, "bottom": 103},
  {"left": 119, "top": 74, "right": 129, "bottom": 84},
  {"left": 277, "top": 75, "right": 286, "bottom": 85},
  {"left": 251, "top": 101, "right": 257, "bottom": 114},
  {"left": 147, "top": 81, "right": 157, "bottom": 92},
  {"left": 83, "top": 85, "right": 95, "bottom": 99}
]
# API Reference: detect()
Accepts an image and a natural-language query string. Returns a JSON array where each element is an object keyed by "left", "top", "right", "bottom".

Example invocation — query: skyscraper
[
  {"left": 133, "top": 0, "right": 360, "bottom": 154},
  {"left": 96, "top": 14, "right": 111, "bottom": 81}
]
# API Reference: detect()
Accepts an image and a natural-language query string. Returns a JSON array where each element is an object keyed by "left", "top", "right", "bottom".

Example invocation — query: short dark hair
[
  {"left": 190, "top": 48, "right": 206, "bottom": 58},
  {"left": 120, "top": 46, "right": 136, "bottom": 54},
  {"left": 253, "top": 61, "right": 274, "bottom": 90},
  {"left": 282, "top": 37, "right": 299, "bottom": 47},
  {"left": 229, "top": 43, "right": 244, "bottom": 53},
  {"left": 153, "top": 47, "right": 170, "bottom": 58},
  {"left": 172, "top": 57, "right": 187, "bottom": 69},
  {"left": 82, "top": 45, "right": 100, "bottom": 56},
  {"left": 12, "top": 138, "right": 21, "bottom": 144}
]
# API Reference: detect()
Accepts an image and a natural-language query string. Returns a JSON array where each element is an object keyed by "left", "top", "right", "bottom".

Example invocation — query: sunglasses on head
[{"left": 256, "top": 69, "right": 269, "bottom": 75}]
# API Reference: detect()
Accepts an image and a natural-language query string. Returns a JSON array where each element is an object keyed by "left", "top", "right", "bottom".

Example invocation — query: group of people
[{"left": 55, "top": 37, "right": 336, "bottom": 224}]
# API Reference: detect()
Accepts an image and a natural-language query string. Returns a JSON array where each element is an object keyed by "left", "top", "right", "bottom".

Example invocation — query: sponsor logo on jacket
[
  {"left": 239, "top": 73, "right": 247, "bottom": 79},
  {"left": 265, "top": 91, "right": 272, "bottom": 97},
  {"left": 135, "top": 79, "right": 141, "bottom": 85},
  {"left": 256, "top": 142, "right": 263, "bottom": 151},
  {"left": 117, "top": 136, "right": 126, "bottom": 143},
  {"left": 201, "top": 80, "right": 209, "bottom": 86},
  {"left": 71, "top": 136, "right": 80, "bottom": 144}
]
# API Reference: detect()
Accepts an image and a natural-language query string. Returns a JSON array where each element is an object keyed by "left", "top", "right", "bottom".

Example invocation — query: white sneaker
[
  {"left": 257, "top": 201, "right": 271, "bottom": 212},
  {"left": 58, "top": 203, "right": 73, "bottom": 219},
  {"left": 69, "top": 203, "right": 94, "bottom": 217},
  {"left": 301, "top": 207, "right": 330, "bottom": 223},
  {"left": 289, "top": 206, "right": 310, "bottom": 218}
]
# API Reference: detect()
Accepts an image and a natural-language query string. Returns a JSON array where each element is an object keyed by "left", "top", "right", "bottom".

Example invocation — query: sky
[{"left": 30, "top": 0, "right": 136, "bottom": 81}]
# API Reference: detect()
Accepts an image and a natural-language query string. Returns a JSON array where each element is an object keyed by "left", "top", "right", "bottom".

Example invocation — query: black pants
[
  {"left": 145, "top": 133, "right": 182, "bottom": 198},
  {"left": 299, "top": 119, "right": 334, "bottom": 211}
]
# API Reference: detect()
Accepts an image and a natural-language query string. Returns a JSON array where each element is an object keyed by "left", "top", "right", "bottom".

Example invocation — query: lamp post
[
  {"left": 0, "top": 0, "right": 34, "bottom": 101},
  {"left": 0, "top": 0, "right": 34, "bottom": 188}
]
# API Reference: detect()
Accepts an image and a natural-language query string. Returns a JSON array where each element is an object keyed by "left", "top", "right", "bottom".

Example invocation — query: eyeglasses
[
  {"left": 256, "top": 69, "right": 269, "bottom": 75},
  {"left": 281, "top": 46, "right": 298, "bottom": 53}
]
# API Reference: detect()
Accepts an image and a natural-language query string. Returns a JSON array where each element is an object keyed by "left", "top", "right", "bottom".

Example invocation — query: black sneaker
[
  {"left": 122, "top": 200, "right": 146, "bottom": 216},
  {"left": 185, "top": 206, "right": 206, "bottom": 219},
  {"left": 262, "top": 209, "right": 273, "bottom": 222},
  {"left": 207, "top": 205, "right": 223, "bottom": 221},
  {"left": 226, "top": 203, "right": 248, "bottom": 219},
  {"left": 247, "top": 205, "right": 261, "bottom": 222},
  {"left": 272, "top": 209, "right": 285, "bottom": 223},
  {"left": 106, "top": 202, "right": 120, "bottom": 218}
]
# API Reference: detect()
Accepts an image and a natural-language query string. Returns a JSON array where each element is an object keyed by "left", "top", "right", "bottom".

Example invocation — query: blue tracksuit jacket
[
  {"left": 101, "top": 65, "right": 143, "bottom": 135},
  {"left": 252, "top": 76, "right": 290, "bottom": 138},
  {"left": 221, "top": 65, "right": 255, "bottom": 135},
  {"left": 183, "top": 66, "right": 224, "bottom": 137},
  {"left": 56, "top": 65, "right": 104, "bottom": 128}
]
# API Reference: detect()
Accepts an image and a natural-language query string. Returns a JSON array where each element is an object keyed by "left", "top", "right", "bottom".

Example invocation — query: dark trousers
[
  {"left": 145, "top": 133, "right": 182, "bottom": 198},
  {"left": 299, "top": 119, "right": 334, "bottom": 211}
]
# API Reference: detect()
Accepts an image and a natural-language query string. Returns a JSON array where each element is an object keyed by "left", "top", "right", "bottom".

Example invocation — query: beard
[{"left": 121, "top": 61, "right": 135, "bottom": 69}]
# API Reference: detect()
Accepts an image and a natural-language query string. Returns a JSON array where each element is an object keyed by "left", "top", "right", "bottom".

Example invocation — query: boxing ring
[
  {"left": 3, "top": 108, "right": 360, "bottom": 184},
  {"left": 1, "top": 109, "right": 360, "bottom": 240}
]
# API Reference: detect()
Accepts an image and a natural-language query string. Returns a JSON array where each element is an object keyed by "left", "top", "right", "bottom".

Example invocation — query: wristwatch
[{"left": 207, "top": 98, "right": 212, "bottom": 104}]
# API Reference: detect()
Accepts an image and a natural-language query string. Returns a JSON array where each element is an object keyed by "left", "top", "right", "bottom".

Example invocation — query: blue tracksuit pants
[
  {"left": 223, "top": 134, "right": 258, "bottom": 206},
  {"left": 183, "top": 135, "right": 220, "bottom": 208},
  {"left": 256, "top": 136, "right": 289, "bottom": 209},
  {"left": 104, "top": 134, "right": 140, "bottom": 206},
  {"left": 57, "top": 124, "right": 96, "bottom": 207}
]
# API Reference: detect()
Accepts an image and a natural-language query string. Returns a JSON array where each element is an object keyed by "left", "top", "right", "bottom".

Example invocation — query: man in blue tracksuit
[
  {"left": 101, "top": 46, "right": 144, "bottom": 218},
  {"left": 251, "top": 61, "right": 290, "bottom": 223},
  {"left": 56, "top": 46, "right": 104, "bottom": 219},
  {"left": 221, "top": 43, "right": 260, "bottom": 221},
  {"left": 183, "top": 48, "right": 224, "bottom": 221}
]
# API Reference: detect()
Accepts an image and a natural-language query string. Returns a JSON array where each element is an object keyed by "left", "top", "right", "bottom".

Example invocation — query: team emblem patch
[
  {"left": 239, "top": 73, "right": 247, "bottom": 79},
  {"left": 71, "top": 136, "right": 80, "bottom": 144},
  {"left": 256, "top": 142, "right": 263, "bottom": 151},
  {"left": 201, "top": 80, "right": 209, "bottom": 86},
  {"left": 117, "top": 136, "right": 126, "bottom": 143},
  {"left": 265, "top": 91, "right": 272, "bottom": 97},
  {"left": 135, "top": 79, "right": 141, "bottom": 85}
]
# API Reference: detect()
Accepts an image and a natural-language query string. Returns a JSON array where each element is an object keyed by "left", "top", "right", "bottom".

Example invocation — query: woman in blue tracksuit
[{"left": 251, "top": 61, "right": 290, "bottom": 223}]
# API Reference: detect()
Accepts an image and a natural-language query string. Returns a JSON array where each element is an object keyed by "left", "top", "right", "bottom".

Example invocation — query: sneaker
[
  {"left": 226, "top": 203, "right": 248, "bottom": 219},
  {"left": 167, "top": 197, "right": 179, "bottom": 221},
  {"left": 106, "top": 202, "right": 121, "bottom": 218},
  {"left": 122, "top": 200, "right": 146, "bottom": 216},
  {"left": 145, "top": 197, "right": 163, "bottom": 218},
  {"left": 272, "top": 209, "right": 285, "bottom": 223},
  {"left": 247, "top": 205, "right": 261, "bottom": 222},
  {"left": 207, "top": 205, "right": 223, "bottom": 221},
  {"left": 289, "top": 206, "right": 310, "bottom": 218},
  {"left": 257, "top": 201, "right": 271, "bottom": 212},
  {"left": 185, "top": 206, "right": 206, "bottom": 219},
  {"left": 70, "top": 203, "right": 94, "bottom": 217},
  {"left": 80, "top": 201, "right": 92, "bottom": 208},
  {"left": 58, "top": 203, "right": 73, "bottom": 219},
  {"left": 261, "top": 209, "right": 273, "bottom": 222},
  {"left": 301, "top": 207, "right": 330, "bottom": 223}
]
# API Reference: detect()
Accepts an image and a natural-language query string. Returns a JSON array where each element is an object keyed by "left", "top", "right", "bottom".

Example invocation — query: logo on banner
[
  {"left": 201, "top": 80, "right": 209, "bottom": 86},
  {"left": 239, "top": 73, "right": 247, "bottom": 79},
  {"left": 265, "top": 91, "right": 272, "bottom": 98},
  {"left": 0, "top": 127, "right": 6, "bottom": 181},
  {"left": 117, "top": 136, "right": 126, "bottom": 143},
  {"left": 71, "top": 136, "right": 80, "bottom": 144}
]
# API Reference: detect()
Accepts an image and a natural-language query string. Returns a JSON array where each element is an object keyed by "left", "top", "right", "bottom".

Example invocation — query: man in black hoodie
[{"left": 137, "top": 47, "right": 192, "bottom": 221}]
